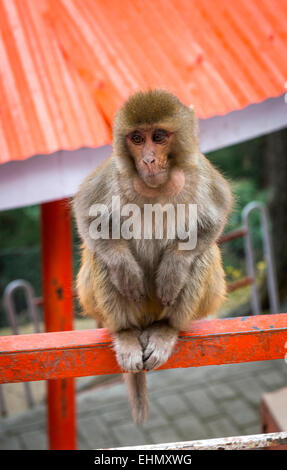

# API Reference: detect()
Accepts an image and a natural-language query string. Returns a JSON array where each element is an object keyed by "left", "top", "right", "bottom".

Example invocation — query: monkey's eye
[
  {"left": 129, "top": 132, "right": 145, "bottom": 145},
  {"left": 152, "top": 129, "right": 169, "bottom": 144}
]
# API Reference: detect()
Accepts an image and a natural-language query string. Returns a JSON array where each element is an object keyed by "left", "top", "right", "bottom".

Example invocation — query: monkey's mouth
[
  {"left": 141, "top": 170, "right": 169, "bottom": 188},
  {"left": 146, "top": 170, "right": 167, "bottom": 178}
]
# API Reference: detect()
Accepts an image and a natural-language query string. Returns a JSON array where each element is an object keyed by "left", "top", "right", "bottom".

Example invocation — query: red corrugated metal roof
[{"left": 1, "top": 0, "right": 287, "bottom": 164}]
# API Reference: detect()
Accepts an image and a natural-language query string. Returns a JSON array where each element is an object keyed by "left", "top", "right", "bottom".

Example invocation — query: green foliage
[
  {"left": 0, "top": 206, "right": 40, "bottom": 251},
  {"left": 222, "top": 179, "right": 267, "bottom": 268},
  {"left": 206, "top": 139, "right": 268, "bottom": 276},
  {"left": 0, "top": 206, "right": 41, "bottom": 327},
  {"left": 207, "top": 136, "right": 265, "bottom": 184}
]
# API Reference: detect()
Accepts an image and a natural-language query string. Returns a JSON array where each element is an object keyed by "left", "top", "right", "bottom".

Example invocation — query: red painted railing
[{"left": 1, "top": 314, "right": 287, "bottom": 384}]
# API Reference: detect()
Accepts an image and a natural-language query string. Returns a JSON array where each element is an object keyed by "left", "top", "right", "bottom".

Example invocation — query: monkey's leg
[
  {"left": 77, "top": 246, "right": 147, "bottom": 329},
  {"left": 141, "top": 247, "right": 226, "bottom": 371},
  {"left": 139, "top": 321, "right": 178, "bottom": 371},
  {"left": 113, "top": 329, "right": 144, "bottom": 372},
  {"left": 167, "top": 246, "right": 227, "bottom": 331}
]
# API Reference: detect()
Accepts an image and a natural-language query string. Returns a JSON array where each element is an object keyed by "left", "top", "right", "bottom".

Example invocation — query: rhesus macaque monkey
[{"left": 73, "top": 89, "right": 233, "bottom": 423}]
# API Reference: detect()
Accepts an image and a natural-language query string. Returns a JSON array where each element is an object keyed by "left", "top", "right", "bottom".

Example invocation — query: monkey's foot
[
  {"left": 113, "top": 329, "right": 144, "bottom": 372},
  {"left": 139, "top": 322, "right": 178, "bottom": 371}
]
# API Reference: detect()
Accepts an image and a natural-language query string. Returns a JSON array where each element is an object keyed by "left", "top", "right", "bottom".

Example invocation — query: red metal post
[{"left": 41, "top": 199, "right": 76, "bottom": 450}]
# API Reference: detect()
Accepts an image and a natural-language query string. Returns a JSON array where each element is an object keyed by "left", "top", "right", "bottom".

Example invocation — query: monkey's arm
[
  {"left": 73, "top": 163, "right": 145, "bottom": 303},
  {"left": 183, "top": 157, "right": 233, "bottom": 260},
  {"left": 157, "top": 161, "right": 232, "bottom": 307},
  {"left": 156, "top": 244, "right": 193, "bottom": 306},
  {"left": 156, "top": 223, "right": 222, "bottom": 307},
  {"left": 94, "top": 238, "right": 146, "bottom": 303}
]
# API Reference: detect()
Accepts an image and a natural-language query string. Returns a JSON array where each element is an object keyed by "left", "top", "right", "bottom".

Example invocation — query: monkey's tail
[{"left": 123, "top": 371, "right": 149, "bottom": 424}]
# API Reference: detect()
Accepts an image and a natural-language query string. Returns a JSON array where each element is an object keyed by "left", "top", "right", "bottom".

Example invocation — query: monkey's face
[{"left": 126, "top": 127, "right": 174, "bottom": 188}]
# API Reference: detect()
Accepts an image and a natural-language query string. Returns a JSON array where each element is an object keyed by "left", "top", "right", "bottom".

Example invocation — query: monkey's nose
[{"left": 143, "top": 156, "right": 155, "bottom": 167}]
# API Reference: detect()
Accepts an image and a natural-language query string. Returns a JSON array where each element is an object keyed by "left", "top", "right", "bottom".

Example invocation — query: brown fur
[
  {"left": 123, "top": 372, "right": 149, "bottom": 424},
  {"left": 73, "top": 89, "right": 233, "bottom": 423}
]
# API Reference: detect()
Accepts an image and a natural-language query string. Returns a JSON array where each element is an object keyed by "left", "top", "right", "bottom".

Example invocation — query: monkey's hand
[
  {"left": 156, "top": 254, "right": 190, "bottom": 306},
  {"left": 139, "top": 321, "right": 178, "bottom": 370},
  {"left": 113, "top": 329, "right": 144, "bottom": 372},
  {"left": 109, "top": 256, "right": 146, "bottom": 303}
]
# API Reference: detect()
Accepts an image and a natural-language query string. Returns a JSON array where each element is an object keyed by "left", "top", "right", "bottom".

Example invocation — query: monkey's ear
[{"left": 188, "top": 104, "right": 199, "bottom": 140}]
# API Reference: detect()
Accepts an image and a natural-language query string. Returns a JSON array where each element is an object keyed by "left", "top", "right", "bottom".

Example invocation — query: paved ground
[{"left": 0, "top": 358, "right": 286, "bottom": 450}]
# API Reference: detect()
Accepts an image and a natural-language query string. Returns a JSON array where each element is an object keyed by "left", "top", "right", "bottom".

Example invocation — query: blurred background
[{"left": 0, "top": 0, "right": 287, "bottom": 450}]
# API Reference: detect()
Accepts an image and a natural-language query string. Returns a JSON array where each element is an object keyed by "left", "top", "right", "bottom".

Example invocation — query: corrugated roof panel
[
  {"left": 47, "top": 0, "right": 287, "bottom": 117},
  {"left": 0, "top": 0, "right": 111, "bottom": 163},
  {"left": 0, "top": 0, "right": 286, "bottom": 164}
]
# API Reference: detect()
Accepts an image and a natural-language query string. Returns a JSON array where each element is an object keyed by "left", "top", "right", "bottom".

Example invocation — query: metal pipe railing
[{"left": 107, "top": 431, "right": 287, "bottom": 450}]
